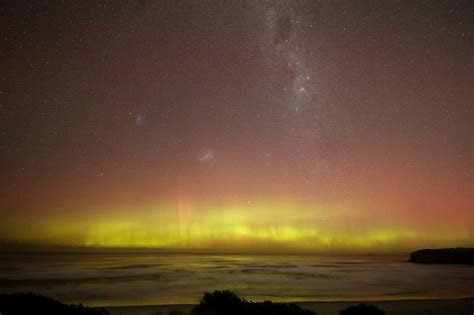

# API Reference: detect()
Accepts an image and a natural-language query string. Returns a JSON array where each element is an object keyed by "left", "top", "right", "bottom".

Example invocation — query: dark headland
[{"left": 409, "top": 248, "right": 474, "bottom": 265}]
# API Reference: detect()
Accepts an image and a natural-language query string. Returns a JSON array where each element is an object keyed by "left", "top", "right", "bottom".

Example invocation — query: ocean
[{"left": 0, "top": 253, "right": 473, "bottom": 307}]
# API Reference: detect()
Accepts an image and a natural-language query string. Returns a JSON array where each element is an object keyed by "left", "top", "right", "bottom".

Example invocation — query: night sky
[{"left": 1, "top": 1, "right": 472, "bottom": 253}]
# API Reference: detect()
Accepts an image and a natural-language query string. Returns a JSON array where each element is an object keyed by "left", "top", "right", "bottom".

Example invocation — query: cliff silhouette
[{"left": 409, "top": 248, "right": 474, "bottom": 265}]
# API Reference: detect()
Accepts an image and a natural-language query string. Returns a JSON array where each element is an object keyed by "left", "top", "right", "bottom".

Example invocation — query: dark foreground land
[
  {"left": 0, "top": 293, "right": 109, "bottom": 315},
  {"left": 409, "top": 248, "right": 474, "bottom": 265},
  {"left": 106, "top": 298, "right": 474, "bottom": 315},
  {"left": 2, "top": 292, "right": 474, "bottom": 315},
  {"left": 0, "top": 291, "right": 385, "bottom": 315}
]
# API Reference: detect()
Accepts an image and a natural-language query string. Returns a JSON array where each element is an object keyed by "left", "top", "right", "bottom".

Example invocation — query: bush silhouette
[
  {"left": 0, "top": 293, "right": 109, "bottom": 315},
  {"left": 192, "top": 290, "right": 316, "bottom": 315},
  {"left": 340, "top": 304, "right": 384, "bottom": 315}
]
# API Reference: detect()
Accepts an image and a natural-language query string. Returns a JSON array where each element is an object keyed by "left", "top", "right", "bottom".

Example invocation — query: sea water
[{"left": 0, "top": 253, "right": 473, "bottom": 306}]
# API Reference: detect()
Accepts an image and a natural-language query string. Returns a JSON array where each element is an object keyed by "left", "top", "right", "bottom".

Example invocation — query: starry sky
[{"left": 1, "top": 1, "right": 472, "bottom": 253}]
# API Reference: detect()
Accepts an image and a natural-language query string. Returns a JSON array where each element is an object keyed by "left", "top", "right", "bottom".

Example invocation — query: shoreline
[{"left": 104, "top": 297, "right": 474, "bottom": 315}]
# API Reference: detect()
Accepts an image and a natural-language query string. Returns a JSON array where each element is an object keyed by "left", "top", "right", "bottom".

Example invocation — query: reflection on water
[{"left": 0, "top": 253, "right": 473, "bottom": 306}]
